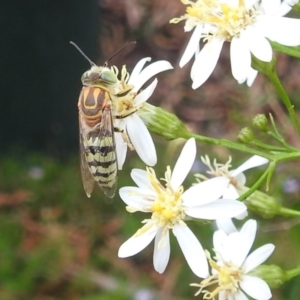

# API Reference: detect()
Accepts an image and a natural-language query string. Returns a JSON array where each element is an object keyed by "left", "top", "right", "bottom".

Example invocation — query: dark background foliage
[{"left": 0, "top": 0, "right": 99, "bottom": 156}]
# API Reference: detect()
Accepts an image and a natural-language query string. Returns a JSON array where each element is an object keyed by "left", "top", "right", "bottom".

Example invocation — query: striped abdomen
[
  {"left": 84, "top": 127, "right": 117, "bottom": 195},
  {"left": 79, "top": 87, "right": 118, "bottom": 198}
]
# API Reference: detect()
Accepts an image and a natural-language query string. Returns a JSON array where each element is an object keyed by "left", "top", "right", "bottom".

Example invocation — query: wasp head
[{"left": 81, "top": 66, "right": 118, "bottom": 87}]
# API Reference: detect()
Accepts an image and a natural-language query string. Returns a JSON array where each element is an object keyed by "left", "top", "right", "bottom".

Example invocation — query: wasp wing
[
  {"left": 79, "top": 113, "right": 95, "bottom": 198},
  {"left": 95, "top": 105, "right": 118, "bottom": 198}
]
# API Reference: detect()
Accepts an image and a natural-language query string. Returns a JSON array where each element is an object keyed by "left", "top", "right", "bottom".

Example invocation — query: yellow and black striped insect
[{"left": 71, "top": 42, "right": 118, "bottom": 198}]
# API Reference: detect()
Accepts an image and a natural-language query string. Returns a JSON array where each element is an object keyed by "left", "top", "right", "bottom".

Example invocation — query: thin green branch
[
  {"left": 287, "top": 266, "right": 300, "bottom": 281},
  {"left": 278, "top": 207, "right": 300, "bottom": 218},
  {"left": 250, "top": 140, "right": 289, "bottom": 152},
  {"left": 267, "top": 71, "right": 300, "bottom": 138},
  {"left": 179, "top": 131, "right": 274, "bottom": 160},
  {"left": 238, "top": 168, "right": 270, "bottom": 200}
]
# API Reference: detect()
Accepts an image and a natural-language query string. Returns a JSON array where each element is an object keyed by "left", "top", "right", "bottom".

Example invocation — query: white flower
[
  {"left": 118, "top": 138, "right": 247, "bottom": 278},
  {"left": 198, "top": 155, "right": 269, "bottom": 233},
  {"left": 112, "top": 58, "right": 173, "bottom": 169},
  {"left": 191, "top": 219, "right": 275, "bottom": 300},
  {"left": 200, "top": 155, "right": 269, "bottom": 199},
  {"left": 170, "top": 0, "right": 300, "bottom": 88}
]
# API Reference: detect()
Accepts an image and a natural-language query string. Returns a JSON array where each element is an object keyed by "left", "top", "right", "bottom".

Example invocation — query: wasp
[{"left": 71, "top": 42, "right": 119, "bottom": 198}]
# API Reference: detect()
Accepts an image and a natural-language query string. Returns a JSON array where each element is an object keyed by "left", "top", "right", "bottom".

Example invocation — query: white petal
[
  {"left": 234, "top": 210, "right": 248, "bottom": 220},
  {"left": 271, "top": 17, "right": 300, "bottom": 46},
  {"left": 278, "top": 2, "right": 293, "bottom": 16},
  {"left": 119, "top": 187, "right": 155, "bottom": 211},
  {"left": 134, "top": 79, "right": 157, "bottom": 106},
  {"left": 153, "top": 228, "right": 170, "bottom": 274},
  {"left": 240, "top": 275, "right": 272, "bottom": 300},
  {"left": 222, "top": 184, "right": 240, "bottom": 199},
  {"left": 127, "top": 114, "right": 157, "bottom": 166},
  {"left": 226, "top": 231, "right": 252, "bottom": 267},
  {"left": 228, "top": 219, "right": 257, "bottom": 266},
  {"left": 191, "top": 38, "right": 224, "bottom": 89},
  {"left": 180, "top": 25, "right": 203, "bottom": 67},
  {"left": 245, "top": 0, "right": 258, "bottom": 8},
  {"left": 246, "top": 67, "right": 258, "bottom": 87},
  {"left": 131, "top": 168, "right": 150, "bottom": 189},
  {"left": 233, "top": 289, "right": 249, "bottom": 300},
  {"left": 230, "top": 156, "right": 269, "bottom": 177},
  {"left": 214, "top": 231, "right": 244, "bottom": 265},
  {"left": 185, "top": 200, "right": 247, "bottom": 220},
  {"left": 213, "top": 230, "right": 228, "bottom": 258},
  {"left": 215, "top": 218, "right": 237, "bottom": 234},
  {"left": 257, "top": 15, "right": 300, "bottom": 46},
  {"left": 118, "top": 224, "right": 158, "bottom": 257},
  {"left": 115, "top": 131, "right": 127, "bottom": 170},
  {"left": 128, "top": 57, "right": 152, "bottom": 85},
  {"left": 260, "top": 0, "right": 281, "bottom": 15},
  {"left": 173, "top": 224, "right": 209, "bottom": 278},
  {"left": 230, "top": 35, "right": 251, "bottom": 83},
  {"left": 171, "top": 138, "right": 196, "bottom": 190},
  {"left": 243, "top": 244, "right": 275, "bottom": 273},
  {"left": 240, "top": 219, "right": 257, "bottom": 248},
  {"left": 183, "top": 177, "right": 230, "bottom": 207},
  {"left": 244, "top": 27, "right": 272, "bottom": 62},
  {"left": 131, "top": 60, "right": 173, "bottom": 92}
]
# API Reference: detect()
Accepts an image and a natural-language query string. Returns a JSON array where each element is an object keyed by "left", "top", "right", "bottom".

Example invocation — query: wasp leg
[
  {"left": 114, "top": 127, "right": 135, "bottom": 151},
  {"left": 114, "top": 106, "right": 140, "bottom": 119},
  {"left": 115, "top": 85, "right": 134, "bottom": 97}
]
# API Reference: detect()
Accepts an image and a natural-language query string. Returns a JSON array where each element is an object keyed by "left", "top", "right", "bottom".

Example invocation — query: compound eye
[
  {"left": 81, "top": 71, "right": 90, "bottom": 83},
  {"left": 100, "top": 70, "right": 117, "bottom": 84}
]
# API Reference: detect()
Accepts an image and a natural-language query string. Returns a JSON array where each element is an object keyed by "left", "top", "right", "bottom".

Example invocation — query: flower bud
[
  {"left": 249, "top": 265, "right": 288, "bottom": 288},
  {"left": 237, "top": 128, "right": 255, "bottom": 143},
  {"left": 244, "top": 190, "right": 281, "bottom": 218},
  {"left": 253, "top": 114, "right": 268, "bottom": 131},
  {"left": 138, "top": 103, "right": 188, "bottom": 140}
]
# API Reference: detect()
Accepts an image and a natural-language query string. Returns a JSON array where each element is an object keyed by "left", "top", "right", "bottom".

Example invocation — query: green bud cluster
[
  {"left": 249, "top": 265, "right": 288, "bottom": 289},
  {"left": 138, "top": 103, "right": 188, "bottom": 140},
  {"left": 252, "top": 114, "right": 269, "bottom": 131},
  {"left": 237, "top": 127, "right": 255, "bottom": 143},
  {"left": 244, "top": 189, "right": 281, "bottom": 219}
]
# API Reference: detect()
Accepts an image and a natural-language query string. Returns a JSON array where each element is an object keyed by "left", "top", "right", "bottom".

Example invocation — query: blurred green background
[{"left": 1, "top": 0, "right": 300, "bottom": 299}]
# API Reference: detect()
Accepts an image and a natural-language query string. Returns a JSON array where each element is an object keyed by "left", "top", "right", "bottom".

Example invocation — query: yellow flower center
[
  {"left": 170, "top": 0, "right": 258, "bottom": 41},
  {"left": 192, "top": 252, "right": 243, "bottom": 299},
  {"left": 111, "top": 65, "right": 141, "bottom": 118},
  {"left": 147, "top": 167, "right": 186, "bottom": 228}
]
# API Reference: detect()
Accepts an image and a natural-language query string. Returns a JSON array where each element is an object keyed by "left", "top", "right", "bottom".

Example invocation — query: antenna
[
  {"left": 105, "top": 41, "right": 136, "bottom": 66},
  {"left": 70, "top": 41, "right": 96, "bottom": 66}
]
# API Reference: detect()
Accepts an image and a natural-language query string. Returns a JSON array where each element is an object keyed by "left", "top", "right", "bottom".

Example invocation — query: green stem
[
  {"left": 267, "top": 131, "right": 299, "bottom": 152},
  {"left": 180, "top": 131, "right": 300, "bottom": 163},
  {"left": 179, "top": 131, "right": 274, "bottom": 159},
  {"left": 272, "top": 152, "right": 300, "bottom": 163},
  {"left": 286, "top": 266, "right": 300, "bottom": 281},
  {"left": 251, "top": 139, "right": 288, "bottom": 152},
  {"left": 267, "top": 71, "right": 300, "bottom": 138},
  {"left": 278, "top": 207, "right": 300, "bottom": 218},
  {"left": 238, "top": 169, "right": 269, "bottom": 201}
]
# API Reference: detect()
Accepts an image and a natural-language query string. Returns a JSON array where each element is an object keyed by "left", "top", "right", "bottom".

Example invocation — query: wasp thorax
[{"left": 81, "top": 66, "right": 118, "bottom": 87}]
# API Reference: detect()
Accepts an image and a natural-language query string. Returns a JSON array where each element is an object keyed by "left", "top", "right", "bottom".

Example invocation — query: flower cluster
[
  {"left": 191, "top": 219, "right": 274, "bottom": 300},
  {"left": 195, "top": 155, "right": 268, "bottom": 233},
  {"left": 110, "top": 58, "right": 173, "bottom": 169},
  {"left": 76, "top": 0, "right": 300, "bottom": 298},
  {"left": 118, "top": 139, "right": 247, "bottom": 277},
  {"left": 170, "top": 0, "right": 300, "bottom": 87}
]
